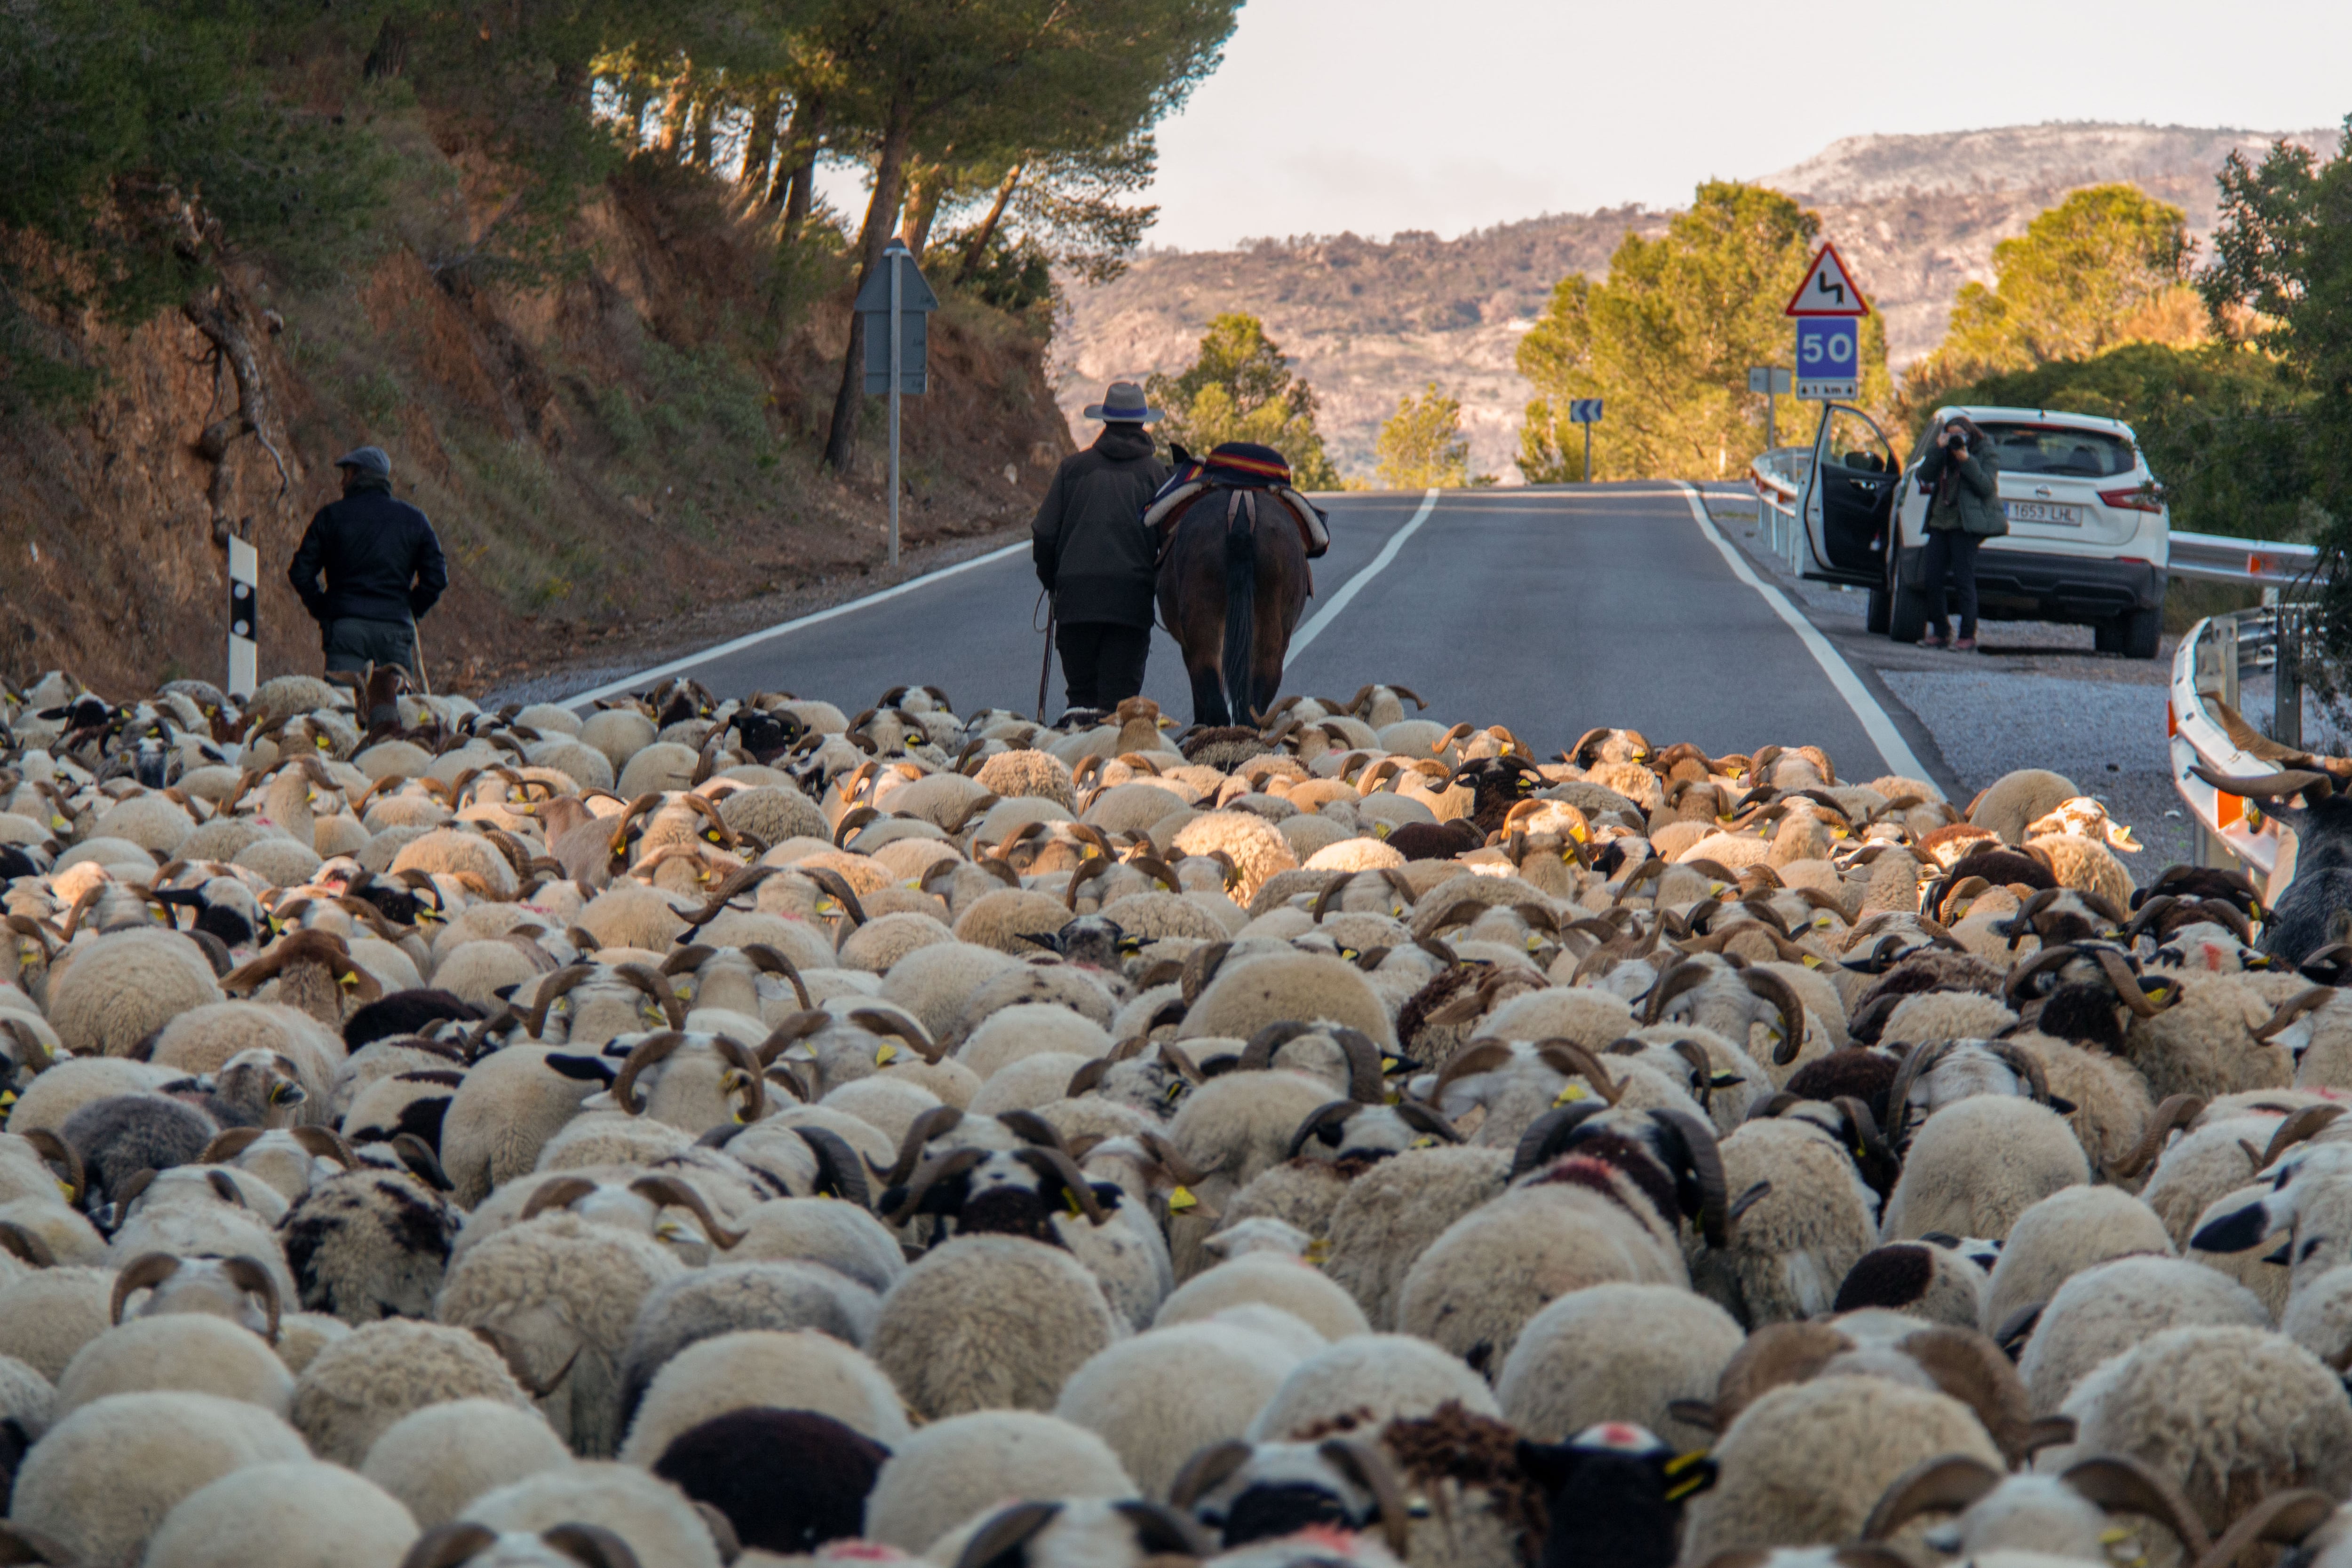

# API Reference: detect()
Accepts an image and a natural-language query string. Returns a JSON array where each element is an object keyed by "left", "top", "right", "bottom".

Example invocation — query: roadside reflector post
[{"left": 226, "top": 535, "right": 258, "bottom": 700}]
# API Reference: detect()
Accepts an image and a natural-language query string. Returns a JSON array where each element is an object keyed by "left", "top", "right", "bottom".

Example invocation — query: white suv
[{"left": 1799, "top": 403, "right": 2171, "bottom": 658}]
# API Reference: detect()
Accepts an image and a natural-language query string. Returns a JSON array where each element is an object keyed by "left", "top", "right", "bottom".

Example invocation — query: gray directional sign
[{"left": 857, "top": 240, "right": 938, "bottom": 396}]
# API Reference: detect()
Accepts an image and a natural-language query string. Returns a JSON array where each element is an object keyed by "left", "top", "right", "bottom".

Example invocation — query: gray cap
[{"left": 334, "top": 445, "right": 391, "bottom": 478}]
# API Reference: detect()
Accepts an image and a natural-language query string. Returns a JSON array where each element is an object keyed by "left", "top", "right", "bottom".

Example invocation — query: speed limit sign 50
[{"left": 1795, "top": 317, "right": 1859, "bottom": 401}]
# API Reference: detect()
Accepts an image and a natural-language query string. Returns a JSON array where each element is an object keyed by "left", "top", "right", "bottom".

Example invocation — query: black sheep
[
  {"left": 654, "top": 1408, "right": 889, "bottom": 1555},
  {"left": 1516, "top": 1422, "right": 1714, "bottom": 1568}
]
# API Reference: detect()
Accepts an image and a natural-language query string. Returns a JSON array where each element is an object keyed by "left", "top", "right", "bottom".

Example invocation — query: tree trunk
[
  {"left": 773, "top": 95, "right": 826, "bottom": 239},
  {"left": 824, "top": 103, "right": 916, "bottom": 473},
  {"left": 740, "top": 86, "right": 783, "bottom": 197},
  {"left": 657, "top": 76, "right": 691, "bottom": 157},
  {"left": 957, "top": 163, "right": 1025, "bottom": 281},
  {"left": 622, "top": 80, "right": 652, "bottom": 150},
  {"left": 899, "top": 162, "right": 946, "bottom": 262},
  {"left": 688, "top": 92, "right": 716, "bottom": 169}
]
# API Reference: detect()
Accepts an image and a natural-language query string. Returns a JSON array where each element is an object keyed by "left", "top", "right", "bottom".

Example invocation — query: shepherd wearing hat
[
  {"left": 287, "top": 445, "right": 448, "bottom": 691},
  {"left": 1030, "top": 381, "right": 1170, "bottom": 719}
]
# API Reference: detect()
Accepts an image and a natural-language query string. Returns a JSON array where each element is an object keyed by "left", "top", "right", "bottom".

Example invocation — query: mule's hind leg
[{"left": 1186, "top": 660, "right": 1229, "bottom": 729}]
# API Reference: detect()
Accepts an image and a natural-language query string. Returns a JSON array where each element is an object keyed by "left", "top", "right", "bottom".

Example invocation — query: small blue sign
[
  {"left": 1568, "top": 398, "right": 1604, "bottom": 424},
  {"left": 1794, "top": 318, "right": 1859, "bottom": 400}
]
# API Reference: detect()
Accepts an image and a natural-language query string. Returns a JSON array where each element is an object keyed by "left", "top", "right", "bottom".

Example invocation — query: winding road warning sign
[{"left": 1785, "top": 243, "right": 1871, "bottom": 318}]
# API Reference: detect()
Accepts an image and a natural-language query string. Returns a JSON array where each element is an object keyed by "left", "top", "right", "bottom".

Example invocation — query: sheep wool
[
  {"left": 620, "top": 1327, "right": 910, "bottom": 1466},
  {"left": 862, "top": 1409, "right": 1134, "bottom": 1553},
  {"left": 1321, "top": 1145, "right": 1512, "bottom": 1330},
  {"left": 1052, "top": 1321, "right": 1304, "bottom": 1501},
  {"left": 1153, "top": 1251, "right": 1372, "bottom": 1343},
  {"left": 142, "top": 1460, "right": 420, "bottom": 1568},
  {"left": 1247, "top": 1333, "right": 1500, "bottom": 1442},
  {"left": 1979, "top": 1183, "right": 2172, "bottom": 1338},
  {"left": 1494, "top": 1282, "right": 1745, "bottom": 1452},
  {"left": 10, "top": 1390, "right": 311, "bottom": 1567},
  {"left": 55, "top": 1314, "right": 294, "bottom": 1419},
  {"left": 869, "top": 1235, "right": 1118, "bottom": 1420},
  {"left": 2070, "top": 1324, "right": 2352, "bottom": 1536},
  {"left": 1880, "top": 1096, "right": 2089, "bottom": 1242},
  {"left": 288, "top": 1318, "right": 533, "bottom": 1468},
  {"left": 461, "top": 1461, "right": 723, "bottom": 1568},
  {"left": 359, "top": 1398, "right": 574, "bottom": 1529},
  {"left": 1678, "top": 1377, "right": 2004, "bottom": 1561}
]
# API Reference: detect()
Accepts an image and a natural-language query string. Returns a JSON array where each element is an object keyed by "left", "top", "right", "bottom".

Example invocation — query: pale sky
[{"left": 1118, "top": 0, "right": 2352, "bottom": 251}]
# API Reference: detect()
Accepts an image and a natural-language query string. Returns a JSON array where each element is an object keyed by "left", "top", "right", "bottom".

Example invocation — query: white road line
[
  {"left": 561, "top": 542, "right": 1030, "bottom": 708},
  {"left": 1287, "top": 488, "right": 1440, "bottom": 657},
  {"left": 1675, "top": 481, "right": 1940, "bottom": 793}
]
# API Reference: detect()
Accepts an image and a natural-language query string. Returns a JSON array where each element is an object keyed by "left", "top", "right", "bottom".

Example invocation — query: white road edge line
[
  {"left": 1674, "top": 481, "right": 1940, "bottom": 793},
  {"left": 560, "top": 541, "right": 1031, "bottom": 708},
  {"left": 1287, "top": 488, "right": 1440, "bottom": 657}
]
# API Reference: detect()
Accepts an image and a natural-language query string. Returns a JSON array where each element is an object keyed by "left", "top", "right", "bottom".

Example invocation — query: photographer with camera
[{"left": 1913, "top": 414, "right": 2004, "bottom": 651}]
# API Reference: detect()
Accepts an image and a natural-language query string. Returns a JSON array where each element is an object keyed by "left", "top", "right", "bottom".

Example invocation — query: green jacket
[{"left": 1917, "top": 439, "right": 2005, "bottom": 536}]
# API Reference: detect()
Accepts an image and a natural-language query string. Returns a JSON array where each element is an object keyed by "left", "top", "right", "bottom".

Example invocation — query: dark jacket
[
  {"left": 288, "top": 479, "right": 449, "bottom": 626},
  {"left": 1917, "top": 437, "right": 2005, "bottom": 537},
  {"left": 1032, "top": 425, "right": 1169, "bottom": 627}
]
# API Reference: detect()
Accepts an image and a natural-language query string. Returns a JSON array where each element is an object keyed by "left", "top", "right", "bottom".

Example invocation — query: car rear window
[{"left": 1972, "top": 422, "right": 2139, "bottom": 478}]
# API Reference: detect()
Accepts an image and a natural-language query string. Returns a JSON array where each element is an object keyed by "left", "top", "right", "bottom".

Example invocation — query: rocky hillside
[
  {"left": 0, "top": 132, "right": 1072, "bottom": 696},
  {"left": 1056, "top": 121, "right": 2340, "bottom": 480}
]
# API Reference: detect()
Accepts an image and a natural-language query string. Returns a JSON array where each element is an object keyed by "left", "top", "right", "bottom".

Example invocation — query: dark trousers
[
  {"left": 1057, "top": 621, "right": 1149, "bottom": 714},
  {"left": 323, "top": 615, "right": 417, "bottom": 675},
  {"left": 1923, "top": 528, "right": 1981, "bottom": 639}
]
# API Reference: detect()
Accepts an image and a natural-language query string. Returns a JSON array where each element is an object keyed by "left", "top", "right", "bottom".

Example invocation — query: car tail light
[{"left": 2100, "top": 486, "right": 2165, "bottom": 512}]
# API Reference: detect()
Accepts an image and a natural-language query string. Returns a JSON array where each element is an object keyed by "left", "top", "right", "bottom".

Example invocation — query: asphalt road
[{"left": 570, "top": 483, "right": 1958, "bottom": 792}]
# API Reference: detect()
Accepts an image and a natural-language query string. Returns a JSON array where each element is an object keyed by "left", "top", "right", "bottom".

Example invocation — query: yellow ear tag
[
  {"left": 51, "top": 816, "right": 68, "bottom": 831},
  {"left": 1303, "top": 1238, "right": 1332, "bottom": 1264},
  {"left": 1554, "top": 1083, "right": 1589, "bottom": 1106},
  {"left": 1383, "top": 1057, "right": 1399, "bottom": 1072},
  {"left": 1410, "top": 1136, "right": 1437, "bottom": 1149},
  {"left": 314, "top": 736, "right": 330, "bottom": 749},
  {"left": 1526, "top": 935, "right": 1543, "bottom": 950},
  {"left": 1165, "top": 1082, "right": 1185, "bottom": 1102},
  {"left": 1168, "top": 1186, "right": 1198, "bottom": 1212},
  {"left": 1801, "top": 955, "right": 1822, "bottom": 968},
  {"left": 337, "top": 970, "right": 357, "bottom": 987},
  {"left": 1391, "top": 904, "right": 1405, "bottom": 918},
  {"left": 0, "top": 1091, "right": 15, "bottom": 1107},
  {"left": 1063, "top": 1188, "right": 1084, "bottom": 1218},
  {"left": 874, "top": 1043, "right": 899, "bottom": 1066},
  {"left": 818, "top": 899, "right": 840, "bottom": 917},
  {"left": 1373, "top": 822, "right": 1392, "bottom": 839},
  {"left": 55, "top": 1180, "right": 73, "bottom": 1202},
  {"left": 1766, "top": 1025, "right": 1786, "bottom": 1043}
]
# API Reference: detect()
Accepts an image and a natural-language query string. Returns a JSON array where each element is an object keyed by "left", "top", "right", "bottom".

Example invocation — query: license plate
[{"left": 2005, "top": 501, "right": 2083, "bottom": 525}]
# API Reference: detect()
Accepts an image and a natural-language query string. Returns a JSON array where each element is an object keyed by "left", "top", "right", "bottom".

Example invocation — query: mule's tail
[{"left": 1221, "top": 500, "right": 1257, "bottom": 723}]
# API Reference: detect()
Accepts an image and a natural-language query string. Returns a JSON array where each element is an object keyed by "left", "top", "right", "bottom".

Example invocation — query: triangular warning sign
[{"left": 1784, "top": 242, "right": 1871, "bottom": 317}]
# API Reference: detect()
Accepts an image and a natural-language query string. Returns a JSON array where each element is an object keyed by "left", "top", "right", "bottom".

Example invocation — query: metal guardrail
[
  {"left": 1749, "top": 446, "right": 1810, "bottom": 575},
  {"left": 2169, "top": 533, "right": 2322, "bottom": 588},
  {"left": 2170, "top": 605, "right": 2314, "bottom": 884}
]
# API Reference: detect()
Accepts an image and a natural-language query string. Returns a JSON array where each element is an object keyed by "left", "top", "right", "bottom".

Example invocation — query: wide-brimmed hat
[
  {"left": 1083, "top": 382, "right": 1162, "bottom": 424},
  {"left": 333, "top": 445, "right": 392, "bottom": 478}
]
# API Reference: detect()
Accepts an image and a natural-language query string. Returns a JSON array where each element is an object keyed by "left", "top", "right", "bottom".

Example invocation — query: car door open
[{"left": 1800, "top": 404, "right": 1899, "bottom": 586}]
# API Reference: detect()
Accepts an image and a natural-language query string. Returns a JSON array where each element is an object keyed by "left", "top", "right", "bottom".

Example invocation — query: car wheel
[
  {"left": 2120, "top": 606, "right": 2161, "bottom": 660},
  {"left": 2092, "top": 617, "right": 2123, "bottom": 654},
  {"left": 1888, "top": 556, "right": 1927, "bottom": 645}
]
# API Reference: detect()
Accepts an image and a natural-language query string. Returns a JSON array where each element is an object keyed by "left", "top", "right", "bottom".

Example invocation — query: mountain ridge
[{"left": 1054, "top": 121, "right": 2340, "bottom": 479}]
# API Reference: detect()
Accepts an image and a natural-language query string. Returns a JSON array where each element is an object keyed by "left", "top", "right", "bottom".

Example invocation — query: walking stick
[
  {"left": 407, "top": 613, "right": 433, "bottom": 696},
  {"left": 1036, "top": 592, "right": 1057, "bottom": 722}
]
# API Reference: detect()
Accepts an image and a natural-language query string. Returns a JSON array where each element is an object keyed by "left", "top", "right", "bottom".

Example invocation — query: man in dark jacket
[
  {"left": 1031, "top": 382, "right": 1170, "bottom": 717},
  {"left": 288, "top": 445, "right": 448, "bottom": 681}
]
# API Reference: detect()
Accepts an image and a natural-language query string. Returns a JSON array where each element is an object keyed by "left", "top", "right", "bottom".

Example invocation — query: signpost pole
[
  {"left": 1582, "top": 420, "right": 1592, "bottom": 485},
  {"left": 888, "top": 247, "right": 902, "bottom": 571},
  {"left": 1765, "top": 390, "right": 1776, "bottom": 454}
]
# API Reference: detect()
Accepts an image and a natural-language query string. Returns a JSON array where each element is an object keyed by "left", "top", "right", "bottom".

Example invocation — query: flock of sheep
[{"left": 0, "top": 664, "right": 2348, "bottom": 1568}]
